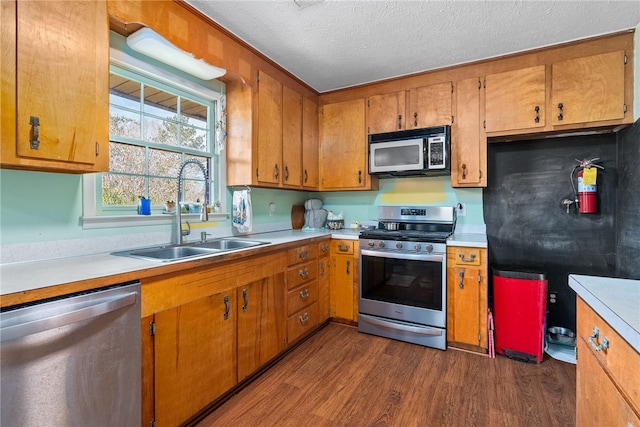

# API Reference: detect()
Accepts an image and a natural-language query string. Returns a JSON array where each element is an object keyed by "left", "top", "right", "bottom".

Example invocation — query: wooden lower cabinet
[
  {"left": 237, "top": 274, "right": 286, "bottom": 381},
  {"left": 286, "top": 243, "right": 320, "bottom": 343},
  {"left": 576, "top": 297, "right": 640, "bottom": 425},
  {"left": 446, "top": 246, "right": 488, "bottom": 352},
  {"left": 330, "top": 239, "right": 359, "bottom": 322},
  {"left": 318, "top": 239, "right": 331, "bottom": 322},
  {"left": 154, "top": 291, "right": 237, "bottom": 426}
]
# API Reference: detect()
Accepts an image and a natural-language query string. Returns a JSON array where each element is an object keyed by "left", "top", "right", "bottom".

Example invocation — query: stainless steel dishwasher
[{"left": 1, "top": 281, "right": 141, "bottom": 426}]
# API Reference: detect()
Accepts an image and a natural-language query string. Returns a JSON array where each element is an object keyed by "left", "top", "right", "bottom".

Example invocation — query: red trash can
[{"left": 493, "top": 267, "right": 548, "bottom": 363}]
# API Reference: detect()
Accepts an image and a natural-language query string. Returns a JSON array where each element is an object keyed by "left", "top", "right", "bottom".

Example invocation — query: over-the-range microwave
[{"left": 368, "top": 126, "right": 450, "bottom": 178}]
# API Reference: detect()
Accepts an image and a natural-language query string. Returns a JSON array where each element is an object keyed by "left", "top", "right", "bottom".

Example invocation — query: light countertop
[
  {"left": 569, "top": 274, "right": 640, "bottom": 353},
  {"left": 0, "top": 230, "right": 329, "bottom": 298},
  {"left": 1, "top": 227, "right": 487, "bottom": 303}
]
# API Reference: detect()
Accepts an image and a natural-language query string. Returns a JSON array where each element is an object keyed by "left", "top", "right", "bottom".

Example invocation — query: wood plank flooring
[{"left": 197, "top": 323, "right": 576, "bottom": 427}]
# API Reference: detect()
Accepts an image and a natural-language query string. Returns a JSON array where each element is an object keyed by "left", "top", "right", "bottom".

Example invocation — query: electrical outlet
[{"left": 456, "top": 203, "right": 466, "bottom": 217}]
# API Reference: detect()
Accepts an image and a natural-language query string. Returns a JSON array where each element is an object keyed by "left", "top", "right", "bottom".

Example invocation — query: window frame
[{"left": 82, "top": 46, "right": 227, "bottom": 230}]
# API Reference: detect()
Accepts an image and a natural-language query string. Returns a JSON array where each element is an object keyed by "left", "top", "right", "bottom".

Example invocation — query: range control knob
[
  {"left": 425, "top": 244, "right": 434, "bottom": 253},
  {"left": 395, "top": 242, "right": 403, "bottom": 249},
  {"left": 377, "top": 241, "right": 385, "bottom": 248},
  {"left": 414, "top": 243, "right": 422, "bottom": 251},
  {"left": 367, "top": 240, "right": 375, "bottom": 248}
]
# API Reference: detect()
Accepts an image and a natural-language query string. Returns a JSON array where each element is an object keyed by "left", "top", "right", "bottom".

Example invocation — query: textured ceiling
[{"left": 185, "top": 0, "right": 640, "bottom": 93}]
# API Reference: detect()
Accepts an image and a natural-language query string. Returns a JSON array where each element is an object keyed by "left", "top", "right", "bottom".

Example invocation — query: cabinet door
[
  {"left": 576, "top": 337, "right": 640, "bottom": 427},
  {"left": 256, "top": 70, "right": 282, "bottom": 185},
  {"left": 451, "top": 77, "right": 486, "bottom": 187},
  {"left": 330, "top": 255, "right": 355, "bottom": 321},
  {"left": 302, "top": 97, "right": 319, "bottom": 189},
  {"left": 154, "top": 291, "right": 237, "bottom": 426},
  {"left": 551, "top": 51, "right": 626, "bottom": 125},
  {"left": 485, "top": 66, "right": 546, "bottom": 132},
  {"left": 238, "top": 275, "right": 286, "bottom": 380},
  {"left": 319, "top": 98, "right": 368, "bottom": 190},
  {"left": 408, "top": 82, "right": 453, "bottom": 128},
  {"left": 282, "top": 85, "right": 302, "bottom": 188},
  {"left": 447, "top": 266, "right": 483, "bottom": 347},
  {"left": 318, "top": 253, "right": 331, "bottom": 322},
  {"left": 367, "top": 91, "right": 406, "bottom": 134},
  {"left": 13, "top": 0, "right": 108, "bottom": 171}
]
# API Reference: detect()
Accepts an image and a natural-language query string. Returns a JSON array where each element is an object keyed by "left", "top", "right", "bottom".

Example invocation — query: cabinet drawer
[
  {"left": 577, "top": 298, "right": 640, "bottom": 410},
  {"left": 449, "top": 247, "right": 482, "bottom": 266},
  {"left": 318, "top": 240, "right": 330, "bottom": 258},
  {"left": 287, "top": 282, "right": 318, "bottom": 315},
  {"left": 286, "top": 261, "right": 318, "bottom": 290},
  {"left": 287, "top": 302, "right": 319, "bottom": 343},
  {"left": 331, "top": 239, "right": 354, "bottom": 255},
  {"left": 287, "top": 245, "right": 318, "bottom": 265}
]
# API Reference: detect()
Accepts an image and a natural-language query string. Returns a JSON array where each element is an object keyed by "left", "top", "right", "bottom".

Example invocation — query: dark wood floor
[{"left": 198, "top": 322, "right": 576, "bottom": 427}]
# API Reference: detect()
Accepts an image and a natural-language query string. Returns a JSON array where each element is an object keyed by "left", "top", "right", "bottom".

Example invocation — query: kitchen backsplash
[{"left": 0, "top": 170, "right": 483, "bottom": 264}]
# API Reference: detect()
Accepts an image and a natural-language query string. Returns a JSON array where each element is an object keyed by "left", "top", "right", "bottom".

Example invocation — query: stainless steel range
[{"left": 358, "top": 206, "right": 456, "bottom": 350}]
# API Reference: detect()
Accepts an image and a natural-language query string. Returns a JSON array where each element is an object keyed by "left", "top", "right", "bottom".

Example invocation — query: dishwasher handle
[{"left": 1, "top": 292, "right": 138, "bottom": 342}]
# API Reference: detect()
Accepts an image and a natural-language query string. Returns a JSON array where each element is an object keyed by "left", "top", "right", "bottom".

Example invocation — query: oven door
[{"left": 359, "top": 249, "right": 446, "bottom": 329}]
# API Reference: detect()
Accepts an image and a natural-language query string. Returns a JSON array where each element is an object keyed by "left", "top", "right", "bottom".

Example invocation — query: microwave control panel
[{"left": 427, "top": 136, "right": 446, "bottom": 169}]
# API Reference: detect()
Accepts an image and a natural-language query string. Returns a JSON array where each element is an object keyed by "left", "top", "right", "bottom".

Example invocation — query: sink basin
[
  {"left": 195, "top": 238, "right": 268, "bottom": 251},
  {"left": 112, "top": 238, "right": 269, "bottom": 261},
  {"left": 125, "top": 245, "right": 218, "bottom": 261}
]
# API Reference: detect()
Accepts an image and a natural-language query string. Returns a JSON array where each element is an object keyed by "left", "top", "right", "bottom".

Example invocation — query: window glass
[{"left": 102, "top": 65, "right": 218, "bottom": 213}]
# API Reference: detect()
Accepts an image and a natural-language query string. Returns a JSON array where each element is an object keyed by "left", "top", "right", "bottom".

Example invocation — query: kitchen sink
[
  {"left": 122, "top": 245, "right": 219, "bottom": 261},
  {"left": 194, "top": 238, "right": 268, "bottom": 251},
  {"left": 112, "top": 238, "right": 269, "bottom": 261}
]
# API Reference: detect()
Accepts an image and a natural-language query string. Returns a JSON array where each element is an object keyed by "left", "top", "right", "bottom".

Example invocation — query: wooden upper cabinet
[
  {"left": 282, "top": 84, "right": 302, "bottom": 188},
  {"left": 408, "top": 82, "right": 453, "bottom": 128},
  {"left": 551, "top": 51, "right": 626, "bottom": 126},
  {"left": 367, "top": 91, "right": 406, "bottom": 134},
  {"left": 302, "top": 97, "right": 319, "bottom": 189},
  {"left": 485, "top": 66, "right": 546, "bottom": 133},
  {"left": 451, "top": 78, "right": 486, "bottom": 188},
  {"left": 319, "top": 98, "right": 375, "bottom": 191},
  {"left": 256, "top": 70, "right": 283, "bottom": 185},
  {"left": 2, "top": 0, "right": 109, "bottom": 173}
]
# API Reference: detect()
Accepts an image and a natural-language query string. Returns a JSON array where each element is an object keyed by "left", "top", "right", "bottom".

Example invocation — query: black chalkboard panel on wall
[
  {"left": 483, "top": 133, "right": 618, "bottom": 332},
  {"left": 616, "top": 120, "right": 640, "bottom": 279}
]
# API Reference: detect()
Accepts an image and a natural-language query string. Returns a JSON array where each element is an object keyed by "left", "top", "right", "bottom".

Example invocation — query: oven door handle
[
  {"left": 360, "top": 315, "right": 443, "bottom": 336},
  {"left": 360, "top": 249, "right": 444, "bottom": 263}
]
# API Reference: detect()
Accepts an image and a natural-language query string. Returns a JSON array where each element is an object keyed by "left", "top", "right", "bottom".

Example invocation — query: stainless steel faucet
[{"left": 175, "top": 158, "right": 210, "bottom": 245}]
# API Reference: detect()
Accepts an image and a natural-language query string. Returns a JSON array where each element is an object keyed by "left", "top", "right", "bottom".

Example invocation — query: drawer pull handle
[
  {"left": 299, "top": 312, "right": 309, "bottom": 324},
  {"left": 223, "top": 295, "right": 230, "bottom": 320},
  {"left": 588, "top": 327, "right": 609, "bottom": 352},
  {"left": 30, "top": 116, "right": 40, "bottom": 149},
  {"left": 319, "top": 261, "right": 325, "bottom": 276},
  {"left": 458, "top": 271, "right": 464, "bottom": 289},
  {"left": 299, "top": 268, "right": 309, "bottom": 278},
  {"left": 298, "top": 250, "right": 309, "bottom": 259},
  {"left": 242, "top": 288, "right": 249, "bottom": 312},
  {"left": 299, "top": 289, "right": 310, "bottom": 299},
  {"left": 338, "top": 244, "right": 350, "bottom": 252},
  {"left": 458, "top": 253, "right": 476, "bottom": 262},
  {"left": 320, "top": 244, "right": 329, "bottom": 253}
]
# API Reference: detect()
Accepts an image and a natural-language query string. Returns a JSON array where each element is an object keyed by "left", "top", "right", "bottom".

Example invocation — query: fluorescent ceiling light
[{"left": 127, "top": 27, "right": 226, "bottom": 80}]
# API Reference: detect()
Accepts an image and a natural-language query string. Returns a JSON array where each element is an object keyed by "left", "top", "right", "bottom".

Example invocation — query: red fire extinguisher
[{"left": 573, "top": 158, "right": 603, "bottom": 214}]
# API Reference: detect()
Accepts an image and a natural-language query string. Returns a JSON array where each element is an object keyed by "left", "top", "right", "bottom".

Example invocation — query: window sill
[{"left": 82, "top": 212, "right": 229, "bottom": 230}]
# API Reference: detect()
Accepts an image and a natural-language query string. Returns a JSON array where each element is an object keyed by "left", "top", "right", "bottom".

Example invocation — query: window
[
  {"left": 83, "top": 57, "right": 226, "bottom": 228},
  {"left": 104, "top": 65, "right": 216, "bottom": 212}
]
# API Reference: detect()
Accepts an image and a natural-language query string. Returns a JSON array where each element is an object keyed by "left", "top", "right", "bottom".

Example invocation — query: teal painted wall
[{"left": 0, "top": 169, "right": 483, "bottom": 245}]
